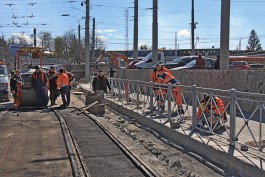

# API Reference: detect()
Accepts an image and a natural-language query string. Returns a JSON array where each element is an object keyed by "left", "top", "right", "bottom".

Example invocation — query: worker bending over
[
  {"left": 196, "top": 94, "right": 228, "bottom": 131},
  {"left": 10, "top": 69, "right": 24, "bottom": 109},
  {"left": 150, "top": 63, "right": 171, "bottom": 112},
  {"left": 156, "top": 72, "right": 184, "bottom": 115},
  {"left": 57, "top": 68, "right": 69, "bottom": 109}
]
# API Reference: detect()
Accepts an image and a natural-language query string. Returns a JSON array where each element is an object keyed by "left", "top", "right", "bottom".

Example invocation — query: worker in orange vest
[
  {"left": 32, "top": 66, "right": 49, "bottom": 108},
  {"left": 196, "top": 94, "right": 228, "bottom": 131},
  {"left": 156, "top": 72, "right": 184, "bottom": 115},
  {"left": 62, "top": 67, "right": 75, "bottom": 106},
  {"left": 10, "top": 69, "right": 24, "bottom": 109},
  {"left": 150, "top": 64, "right": 171, "bottom": 112},
  {"left": 57, "top": 68, "right": 69, "bottom": 109}
]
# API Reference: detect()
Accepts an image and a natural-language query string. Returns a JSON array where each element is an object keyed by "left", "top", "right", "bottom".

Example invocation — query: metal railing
[{"left": 108, "top": 78, "right": 265, "bottom": 152}]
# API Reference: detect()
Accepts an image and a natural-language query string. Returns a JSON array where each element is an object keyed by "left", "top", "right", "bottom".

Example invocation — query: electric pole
[
  {"left": 92, "top": 18, "right": 95, "bottom": 62},
  {"left": 84, "top": 0, "right": 90, "bottom": 82},
  {"left": 124, "top": 9, "right": 129, "bottom": 51},
  {"left": 191, "top": 0, "right": 195, "bottom": 55},
  {"left": 152, "top": 0, "right": 158, "bottom": 65},
  {"left": 78, "top": 24, "right": 81, "bottom": 44},
  {"left": 133, "top": 0, "right": 138, "bottom": 61},
  {"left": 220, "top": 0, "right": 230, "bottom": 70}
]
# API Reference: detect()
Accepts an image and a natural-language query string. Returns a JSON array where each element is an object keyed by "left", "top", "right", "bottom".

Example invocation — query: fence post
[
  {"left": 126, "top": 79, "right": 129, "bottom": 104},
  {"left": 167, "top": 84, "right": 173, "bottom": 124},
  {"left": 259, "top": 101, "right": 263, "bottom": 150},
  {"left": 111, "top": 78, "right": 114, "bottom": 98},
  {"left": 192, "top": 85, "right": 197, "bottom": 130},
  {"left": 229, "top": 88, "right": 236, "bottom": 146},
  {"left": 136, "top": 80, "right": 140, "bottom": 109},
  {"left": 118, "top": 78, "right": 121, "bottom": 101},
  {"left": 150, "top": 81, "right": 154, "bottom": 113}
]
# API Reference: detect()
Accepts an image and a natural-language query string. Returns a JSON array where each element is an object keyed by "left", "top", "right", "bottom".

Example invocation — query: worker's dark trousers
[
  {"left": 36, "top": 79, "right": 48, "bottom": 107},
  {"left": 49, "top": 88, "right": 57, "bottom": 104},
  {"left": 66, "top": 85, "right": 71, "bottom": 106},
  {"left": 61, "top": 85, "right": 69, "bottom": 107}
]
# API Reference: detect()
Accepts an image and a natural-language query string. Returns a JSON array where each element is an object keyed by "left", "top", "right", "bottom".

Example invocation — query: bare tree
[
  {"left": 53, "top": 37, "right": 64, "bottom": 58},
  {"left": 38, "top": 31, "right": 53, "bottom": 52},
  {"left": 56, "top": 30, "right": 84, "bottom": 64}
]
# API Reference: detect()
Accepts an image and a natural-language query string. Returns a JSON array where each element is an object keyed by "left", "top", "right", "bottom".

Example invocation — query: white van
[
  {"left": 0, "top": 65, "right": 10, "bottom": 101},
  {"left": 135, "top": 52, "right": 165, "bottom": 69}
]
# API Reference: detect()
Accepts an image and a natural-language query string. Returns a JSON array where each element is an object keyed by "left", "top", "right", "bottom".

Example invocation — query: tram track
[
  {"left": 53, "top": 108, "right": 91, "bottom": 177},
  {"left": 54, "top": 107, "right": 159, "bottom": 177}
]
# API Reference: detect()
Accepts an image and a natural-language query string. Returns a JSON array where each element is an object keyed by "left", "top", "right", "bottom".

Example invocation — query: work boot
[{"left": 60, "top": 104, "right": 67, "bottom": 109}]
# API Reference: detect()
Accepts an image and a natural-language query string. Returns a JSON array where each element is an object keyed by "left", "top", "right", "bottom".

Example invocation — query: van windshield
[
  {"left": 0, "top": 68, "right": 7, "bottom": 76},
  {"left": 143, "top": 52, "right": 162, "bottom": 61}
]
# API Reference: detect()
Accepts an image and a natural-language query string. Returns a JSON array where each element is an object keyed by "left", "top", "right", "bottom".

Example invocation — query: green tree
[{"left": 246, "top": 29, "right": 262, "bottom": 51}]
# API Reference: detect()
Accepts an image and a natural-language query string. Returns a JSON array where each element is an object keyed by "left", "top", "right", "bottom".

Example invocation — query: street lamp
[{"left": 61, "top": 14, "right": 81, "bottom": 43}]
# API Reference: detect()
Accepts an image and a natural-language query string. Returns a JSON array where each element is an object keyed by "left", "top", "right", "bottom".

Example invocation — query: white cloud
[
  {"left": 96, "top": 35, "right": 107, "bottom": 42},
  {"left": 177, "top": 29, "right": 190, "bottom": 38},
  {"left": 96, "top": 29, "right": 116, "bottom": 34},
  {"left": 113, "top": 34, "right": 122, "bottom": 39},
  {"left": 11, "top": 33, "right": 32, "bottom": 44}
]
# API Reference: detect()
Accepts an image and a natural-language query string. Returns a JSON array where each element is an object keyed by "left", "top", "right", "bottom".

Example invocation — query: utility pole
[
  {"left": 33, "top": 28, "right": 36, "bottom": 47},
  {"left": 84, "top": 0, "right": 90, "bottom": 82},
  {"left": 133, "top": 0, "right": 138, "bottom": 61},
  {"left": 152, "top": 0, "right": 158, "bottom": 65},
  {"left": 92, "top": 18, "right": 95, "bottom": 62},
  {"left": 175, "top": 31, "right": 178, "bottom": 57},
  {"left": 124, "top": 9, "right": 129, "bottom": 51},
  {"left": 191, "top": 0, "right": 195, "bottom": 56},
  {"left": 78, "top": 24, "right": 81, "bottom": 44},
  {"left": 220, "top": 0, "right": 230, "bottom": 70}
]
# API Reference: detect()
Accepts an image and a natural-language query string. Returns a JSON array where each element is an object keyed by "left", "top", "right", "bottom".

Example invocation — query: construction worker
[
  {"left": 156, "top": 72, "right": 184, "bottom": 115},
  {"left": 57, "top": 68, "right": 69, "bottom": 109},
  {"left": 47, "top": 66, "right": 58, "bottom": 106},
  {"left": 92, "top": 70, "right": 111, "bottom": 104},
  {"left": 62, "top": 68, "right": 75, "bottom": 106},
  {"left": 196, "top": 53, "right": 205, "bottom": 69},
  {"left": 10, "top": 69, "right": 24, "bottom": 109},
  {"left": 108, "top": 67, "right": 116, "bottom": 78},
  {"left": 196, "top": 94, "right": 228, "bottom": 131},
  {"left": 32, "top": 66, "right": 49, "bottom": 108},
  {"left": 150, "top": 63, "right": 171, "bottom": 111}
]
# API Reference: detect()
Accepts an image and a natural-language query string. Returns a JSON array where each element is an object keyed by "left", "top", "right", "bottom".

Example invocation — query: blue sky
[{"left": 1, "top": 0, "right": 265, "bottom": 51}]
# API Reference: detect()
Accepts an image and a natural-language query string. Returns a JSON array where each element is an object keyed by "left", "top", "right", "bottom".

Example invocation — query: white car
[{"left": 0, "top": 65, "right": 10, "bottom": 101}]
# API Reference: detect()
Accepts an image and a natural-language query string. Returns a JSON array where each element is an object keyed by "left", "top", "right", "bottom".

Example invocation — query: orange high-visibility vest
[
  {"left": 196, "top": 97, "right": 225, "bottom": 119},
  {"left": 57, "top": 73, "right": 69, "bottom": 89},
  {"left": 150, "top": 66, "right": 170, "bottom": 82}
]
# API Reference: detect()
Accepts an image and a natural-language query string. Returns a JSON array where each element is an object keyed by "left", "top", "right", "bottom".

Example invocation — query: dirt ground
[{"left": 72, "top": 94, "right": 225, "bottom": 177}]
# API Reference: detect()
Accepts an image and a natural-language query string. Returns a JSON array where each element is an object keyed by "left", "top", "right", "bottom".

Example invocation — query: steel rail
[
  {"left": 81, "top": 110, "right": 161, "bottom": 177},
  {"left": 53, "top": 109, "right": 91, "bottom": 177}
]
